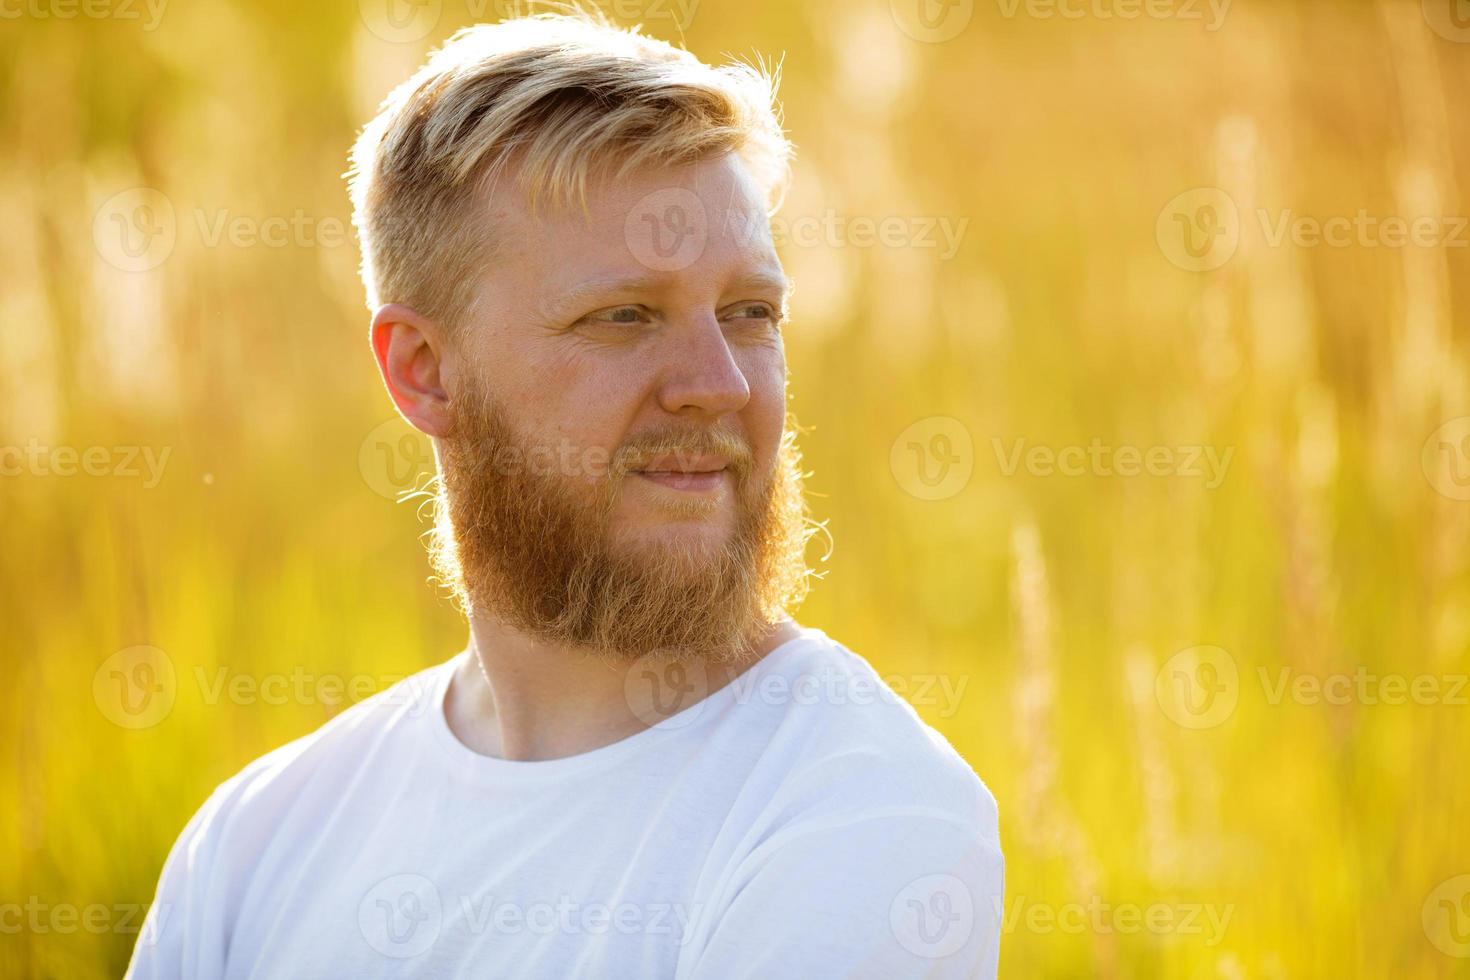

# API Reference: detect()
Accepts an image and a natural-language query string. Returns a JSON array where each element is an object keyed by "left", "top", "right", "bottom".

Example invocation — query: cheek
[
  {"left": 741, "top": 351, "right": 788, "bottom": 468},
  {"left": 506, "top": 347, "right": 648, "bottom": 453}
]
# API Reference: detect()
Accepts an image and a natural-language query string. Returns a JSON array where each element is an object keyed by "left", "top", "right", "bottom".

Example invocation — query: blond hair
[{"left": 346, "top": 9, "right": 792, "bottom": 329}]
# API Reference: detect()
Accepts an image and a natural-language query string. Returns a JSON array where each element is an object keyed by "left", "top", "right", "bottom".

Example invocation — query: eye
[
  {"left": 723, "top": 302, "right": 785, "bottom": 326},
  {"left": 578, "top": 305, "right": 652, "bottom": 327}
]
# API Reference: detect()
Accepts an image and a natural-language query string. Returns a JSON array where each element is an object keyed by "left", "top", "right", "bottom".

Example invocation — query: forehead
[{"left": 483, "top": 152, "right": 783, "bottom": 296}]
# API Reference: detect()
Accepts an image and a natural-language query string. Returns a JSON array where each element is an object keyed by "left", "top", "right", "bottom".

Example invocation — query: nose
[{"left": 655, "top": 314, "right": 751, "bottom": 417}]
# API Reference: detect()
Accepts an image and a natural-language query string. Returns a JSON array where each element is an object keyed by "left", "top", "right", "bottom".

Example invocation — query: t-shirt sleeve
[
  {"left": 123, "top": 784, "right": 234, "bottom": 980},
  {"left": 681, "top": 808, "right": 1004, "bottom": 979}
]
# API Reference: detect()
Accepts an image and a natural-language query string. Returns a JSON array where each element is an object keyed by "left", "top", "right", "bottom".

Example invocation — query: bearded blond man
[{"left": 128, "top": 11, "right": 1002, "bottom": 978}]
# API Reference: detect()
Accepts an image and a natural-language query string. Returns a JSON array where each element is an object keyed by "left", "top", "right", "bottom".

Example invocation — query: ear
[{"left": 370, "top": 303, "right": 454, "bottom": 438}]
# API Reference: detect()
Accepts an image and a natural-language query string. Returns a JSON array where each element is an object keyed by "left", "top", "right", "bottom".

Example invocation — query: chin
[{"left": 613, "top": 515, "right": 732, "bottom": 559}]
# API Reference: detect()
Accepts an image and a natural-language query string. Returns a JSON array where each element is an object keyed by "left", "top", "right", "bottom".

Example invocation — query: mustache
[
  {"left": 610, "top": 426, "right": 755, "bottom": 479},
  {"left": 445, "top": 399, "right": 755, "bottom": 483}
]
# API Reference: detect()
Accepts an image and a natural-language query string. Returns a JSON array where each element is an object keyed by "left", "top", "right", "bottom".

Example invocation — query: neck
[{"left": 444, "top": 612, "right": 802, "bottom": 762}]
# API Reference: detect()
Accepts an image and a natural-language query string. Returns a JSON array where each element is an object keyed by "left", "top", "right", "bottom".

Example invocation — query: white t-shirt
[{"left": 126, "top": 624, "right": 1003, "bottom": 978}]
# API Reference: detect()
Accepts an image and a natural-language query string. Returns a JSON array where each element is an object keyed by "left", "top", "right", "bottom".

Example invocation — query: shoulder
[
  {"left": 742, "top": 626, "right": 1000, "bottom": 847},
  {"left": 129, "top": 659, "right": 456, "bottom": 975},
  {"left": 685, "top": 628, "right": 1004, "bottom": 975},
  {"left": 181, "top": 656, "right": 453, "bottom": 853}
]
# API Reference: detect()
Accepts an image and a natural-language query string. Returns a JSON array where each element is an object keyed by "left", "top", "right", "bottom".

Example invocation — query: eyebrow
[
  {"left": 729, "top": 270, "right": 794, "bottom": 300},
  {"left": 542, "top": 269, "right": 792, "bottom": 322}
]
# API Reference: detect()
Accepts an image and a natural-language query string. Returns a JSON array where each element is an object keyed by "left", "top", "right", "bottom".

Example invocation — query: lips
[
  {"left": 632, "top": 453, "right": 729, "bottom": 475},
  {"left": 630, "top": 453, "right": 731, "bottom": 494}
]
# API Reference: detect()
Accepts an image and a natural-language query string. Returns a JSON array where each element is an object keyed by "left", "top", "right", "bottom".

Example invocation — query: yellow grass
[{"left": 2, "top": 1, "right": 1468, "bottom": 976}]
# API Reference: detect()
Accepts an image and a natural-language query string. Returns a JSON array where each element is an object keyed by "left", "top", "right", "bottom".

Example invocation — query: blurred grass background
[{"left": 3, "top": 0, "right": 1470, "bottom": 976}]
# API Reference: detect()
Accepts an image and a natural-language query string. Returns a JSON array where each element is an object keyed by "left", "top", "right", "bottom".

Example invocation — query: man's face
[{"left": 433, "top": 152, "right": 807, "bottom": 659}]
